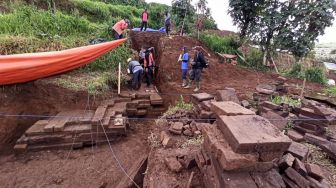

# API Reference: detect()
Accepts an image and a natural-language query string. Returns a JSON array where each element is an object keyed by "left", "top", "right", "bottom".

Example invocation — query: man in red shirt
[
  {"left": 112, "top": 19, "right": 129, "bottom": 40},
  {"left": 140, "top": 8, "right": 149, "bottom": 31}
]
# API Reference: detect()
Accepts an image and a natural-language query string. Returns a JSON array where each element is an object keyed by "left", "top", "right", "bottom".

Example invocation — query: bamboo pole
[{"left": 118, "top": 62, "right": 121, "bottom": 95}]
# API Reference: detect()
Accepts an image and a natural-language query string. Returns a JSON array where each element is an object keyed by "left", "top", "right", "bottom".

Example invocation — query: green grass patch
[
  {"left": 165, "top": 96, "right": 194, "bottom": 116},
  {"left": 199, "top": 33, "right": 240, "bottom": 54},
  {"left": 284, "top": 63, "right": 327, "bottom": 85},
  {"left": 323, "top": 87, "right": 336, "bottom": 97},
  {"left": 271, "top": 95, "right": 302, "bottom": 108}
]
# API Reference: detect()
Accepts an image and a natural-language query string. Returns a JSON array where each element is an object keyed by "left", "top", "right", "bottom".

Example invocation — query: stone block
[
  {"left": 25, "top": 120, "right": 49, "bottom": 136},
  {"left": 260, "top": 109, "right": 287, "bottom": 130},
  {"left": 259, "top": 151, "right": 283, "bottom": 162},
  {"left": 91, "top": 105, "right": 108, "bottom": 126},
  {"left": 241, "top": 100, "right": 250, "bottom": 108},
  {"left": 195, "top": 151, "right": 206, "bottom": 169},
  {"left": 202, "top": 125, "right": 258, "bottom": 171},
  {"left": 211, "top": 101, "right": 255, "bottom": 116},
  {"left": 279, "top": 153, "right": 295, "bottom": 171},
  {"left": 169, "top": 122, "right": 183, "bottom": 135},
  {"left": 200, "top": 100, "right": 213, "bottom": 111},
  {"left": 14, "top": 144, "right": 27, "bottom": 154},
  {"left": 221, "top": 171, "right": 258, "bottom": 188},
  {"left": 285, "top": 167, "right": 310, "bottom": 188},
  {"left": 286, "top": 142, "right": 309, "bottom": 161},
  {"left": 261, "top": 101, "right": 281, "bottom": 110},
  {"left": 287, "top": 130, "right": 304, "bottom": 142},
  {"left": 293, "top": 158, "right": 307, "bottom": 177},
  {"left": 282, "top": 175, "right": 300, "bottom": 188},
  {"left": 256, "top": 84, "right": 276, "bottom": 95},
  {"left": 217, "top": 115, "right": 291, "bottom": 154},
  {"left": 192, "top": 93, "right": 214, "bottom": 102},
  {"left": 251, "top": 169, "right": 286, "bottom": 188},
  {"left": 164, "top": 157, "right": 183, "bottom": 173},
  {"left": 183, "top": 129, "right": 193, "bottom": 137},
  {"left": 305, "top": 163, "right": 324, "bottom": 181},
  {"left": 214, "top": 89, "right": 240, "bottom": 104}
]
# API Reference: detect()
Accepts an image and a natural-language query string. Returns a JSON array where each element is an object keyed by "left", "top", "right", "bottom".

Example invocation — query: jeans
[
  {"left": 132, "top": 69, "right": 143, "bottom": 90},
  {"left": 113, "top": 30, "right": 123, "bottom": 40},
  {"left": 182, "top": 69, "right": 188, "bottom": 80},
  {"left": 140, "top": 21, "right": 148, "bottom": 31},
  {"left": 165, "top": 23, "right": 170, "bottom": 35}
]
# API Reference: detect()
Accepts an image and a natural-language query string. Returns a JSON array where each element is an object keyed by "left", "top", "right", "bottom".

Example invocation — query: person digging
[
  {"left": 184, "top": 46, "right": 208, "bottom": 92},
  {"left": 127, "top": 58, "right": 143, "bottom": 90}
]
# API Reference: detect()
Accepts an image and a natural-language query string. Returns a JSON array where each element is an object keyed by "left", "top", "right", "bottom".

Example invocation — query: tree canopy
[{"left": 229, "top": 0, "right": 335, "bottom": 63}]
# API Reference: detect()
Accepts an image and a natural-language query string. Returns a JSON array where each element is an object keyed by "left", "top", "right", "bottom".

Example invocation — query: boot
[
  {"left": 193, "top": 81, "right": 200, "bottom": 92},
  {"left": 182, "top": 79, "right": 187, "bottom": 87},
  {"left": 184, "top": 80, "right": 192, "bottom": 89}
]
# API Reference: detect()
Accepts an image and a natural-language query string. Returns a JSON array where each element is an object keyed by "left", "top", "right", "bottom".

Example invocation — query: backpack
[{"left": 198, "top": 52, "right": 209, "bottom": 68}]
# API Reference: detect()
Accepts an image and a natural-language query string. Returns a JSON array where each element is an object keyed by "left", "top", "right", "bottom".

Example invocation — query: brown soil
[
  {"left": 0, "top": 32, "right": 326, "bottom": 187},
  {"left": 0, "top": 120, "right": 153, "bottom": 187}
]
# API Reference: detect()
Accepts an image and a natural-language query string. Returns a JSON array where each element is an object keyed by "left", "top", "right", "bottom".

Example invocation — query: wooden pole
[{"left": 118, "top": 62, "right": 121, "bottom": 95}]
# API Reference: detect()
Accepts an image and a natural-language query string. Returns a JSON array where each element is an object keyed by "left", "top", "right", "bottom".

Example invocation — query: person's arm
[{"left": 128, "top": 63, "right": 132, "bottom": 74}]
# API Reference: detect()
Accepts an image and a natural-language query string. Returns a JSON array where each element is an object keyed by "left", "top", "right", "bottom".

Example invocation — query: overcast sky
[{"left": 146, "top": 0, "right": 336, "bottom": 44}]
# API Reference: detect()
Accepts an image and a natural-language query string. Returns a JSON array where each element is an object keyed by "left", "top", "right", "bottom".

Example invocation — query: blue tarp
[{"left": 132, "top": 27, "right": 166, "bottom": 33}]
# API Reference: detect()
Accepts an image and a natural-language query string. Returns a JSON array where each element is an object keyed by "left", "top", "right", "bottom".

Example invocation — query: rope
[{"left": 99, "top": 120, "right": 140, "bottom": 188}]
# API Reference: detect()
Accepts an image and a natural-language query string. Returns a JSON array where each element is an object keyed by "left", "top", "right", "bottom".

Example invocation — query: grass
[
  {"left": 324, "top": 87, "right": 336, "bottom": 97},
  {"left": 284, "top": 63, "right": 327, "bottom": 85},
  {"left": 164, "top": 96, "right": 194, "bottom": 116},
  {"left": 199, "top": 33, "right": 240, "bottom": 55},
  {"left": 284, "top": 120, "right": 295, "bottom": 134},
  {"left": 181, "top": 135, "right": 204, "bottom": 148},
  {"left": 271, "top": 95, "right": 302, "bottom": 108},
  {"left": 305, "top": 143, "right": 336, "bottom": 187}
]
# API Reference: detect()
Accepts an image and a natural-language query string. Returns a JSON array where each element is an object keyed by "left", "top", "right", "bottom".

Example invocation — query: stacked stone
[
  {"left": 191, "top": 93, "right": 216, "bottom": 122},
  {"left": 124, "top": 92, "right": 165, "bottom": 117},
  {"left": 198, "top": 101, "right": 292, "bottom": 188}
]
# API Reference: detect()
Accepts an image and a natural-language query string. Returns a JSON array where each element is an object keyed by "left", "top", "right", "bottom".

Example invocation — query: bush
[
  {"left": 304, "top": 67, "right": 327, "bottom": 85},
  {"left": 245, "top": 48, "right": 265, "bottom": 71},
  {"left": 285, "top": 63, "right": 305, "bottom": 78},
  {"left": 199, "top": 33, "right": 240, "bottom": 54},
  {"left": 324, "top": 87, "right": 336, "bottom": 97}
]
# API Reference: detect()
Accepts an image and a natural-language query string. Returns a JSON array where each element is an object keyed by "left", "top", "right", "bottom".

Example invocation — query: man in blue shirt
[
  {"left": 178, "top": 47, "right": 189, "bottom": 87},
  {"left": 127, "top": 58, "right": 143, "bottom": 90}
]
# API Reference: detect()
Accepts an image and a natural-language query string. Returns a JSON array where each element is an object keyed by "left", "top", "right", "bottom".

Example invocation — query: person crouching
[{"left": 127, "top": 58, "right": 143, "bottom": 90}]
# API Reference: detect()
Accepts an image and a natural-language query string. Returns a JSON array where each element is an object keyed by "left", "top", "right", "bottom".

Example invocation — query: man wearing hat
[
  {"left": 127, "top": 58, "right": 143, "bottom": 90},
  {"left": 112, "top": 19, "right": 130, "bottom": 40}
]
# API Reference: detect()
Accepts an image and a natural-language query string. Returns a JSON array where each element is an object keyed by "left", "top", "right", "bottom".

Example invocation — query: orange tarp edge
[{"left": 0, "top": 38, "right": 127, "bottom": 85}]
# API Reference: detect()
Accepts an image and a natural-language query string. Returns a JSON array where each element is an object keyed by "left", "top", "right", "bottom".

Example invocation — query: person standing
[
  {"left": 112, "top": 19, "right": 129, "bottom": 40},
  {"left": 144, "top": 47, "right": 155, "bottom": 87},
  {"left": 165, "top": 11, "right": 171, "bottom": 36},
  {"left": 184, "top": 46, "right": 207, "bottom": 92},
  {"left": 178, "top": 47, "right": 189, "bottom": 87},
  {"left": 139, "top": 46, "right": 146, "bottom": 67},
  {"left": 127, "top": 58, "right": 143, "bottom": 90},
  {"left": 140, "top": 8, "right": 149, "bottom": 31}
]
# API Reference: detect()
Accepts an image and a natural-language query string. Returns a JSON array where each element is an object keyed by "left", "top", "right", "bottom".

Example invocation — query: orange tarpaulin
[{"left": 0, "top": 38, "right": 127, "bottom": 85}]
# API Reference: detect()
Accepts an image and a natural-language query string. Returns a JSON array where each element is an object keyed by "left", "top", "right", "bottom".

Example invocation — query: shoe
[
  {"left": 193, "top": 81, "right": 200, "bottom": 92},
  {"left": 182, "top": 79, "right": 187, "bottom": 87},
  {"left": 184, "top": 81, "right": 192, "bottom": 89}
]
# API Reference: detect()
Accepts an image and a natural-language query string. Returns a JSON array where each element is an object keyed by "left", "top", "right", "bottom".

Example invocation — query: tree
[
  {"left": 172, "top": 0, "right": 195, "bottom": 34},
  {"left": 229, "top": 0, "right": 335, "bottom": 66}
]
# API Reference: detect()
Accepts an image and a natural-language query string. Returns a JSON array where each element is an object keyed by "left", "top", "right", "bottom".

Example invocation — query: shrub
[
  {"left": 304, "top": 67, "right": 327, "bottom": 85},
  {"left": 324, "top": 87, "right": 336, "bottom": 97},
  {"left": 245, "top": 48, "right": 265, "bottom": 71},
  {"left": 285, "top": 63, "right": 305, "bottom": 78},
  {"left": 199, "top": 33, "right": 240, "bottom": 54}
]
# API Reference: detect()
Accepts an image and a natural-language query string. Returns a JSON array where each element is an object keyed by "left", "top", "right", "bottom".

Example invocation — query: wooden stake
[
  {"left": 300, "top": 78, "right": 306, "bottom": 99},
  {"left": 118, "top": 62, "right": 121, "bottom": 95},
  {"left": 187, "top": 171, "right": 195, "bottom": 188}
]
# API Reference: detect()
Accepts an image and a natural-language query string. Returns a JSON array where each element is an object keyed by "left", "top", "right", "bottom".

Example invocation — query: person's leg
[
  {"left": 114, "top": 31, "right": 119, "bottom": 40},
  {"left": 136, "top": 69, "right": 143, "bottom": 89},
  {"left": 181, "top": 69, "right": 187, "bottom": 87},
  {"left": 194, "top": 69, "right": 202, "bottom": 92},
  {"left": 184, "top": 69, "right": 194, "bottom": 88},
  {"left": 119, "top": 34, "right": 123, "bottom": 39},
  {"left": 132, "top": 72, "right": 138, "bottom": 90},
  {"left": 144, "top": 21, "right": 148, "bottom": 31},
  {"left": 140, "top": 21, "right": 144, "bottom": 31},
  {"left": 148, "top": 67, "right": 153, "bottom": 86}
]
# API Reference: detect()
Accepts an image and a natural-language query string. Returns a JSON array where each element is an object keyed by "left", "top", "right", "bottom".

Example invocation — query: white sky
[{"left": 146, "top": 0, "right": 336, "bottom": 44}]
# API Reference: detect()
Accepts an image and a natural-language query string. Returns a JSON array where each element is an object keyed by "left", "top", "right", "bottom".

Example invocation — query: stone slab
[
  {"left": 287, "top": 130, "right": 304, "bottom": 142},
  {"left": 44, "top": 111, "right": 74, "bottom": 132},
  {"left": 164, "top": 157, "right": 183, "bottom": 173},
  {"left": 214, "top": 89, "right": 240, "bottom": 104},
  {"left": 211, "top": 101, "right": 255, "bottom": 116},
  {"left": 305, "top": 163, "right": 324, "bottom": 181},
  {"left": 91, "top": 105, "right": 108, "bottom": 126},
  {"left": 192, "top": 93, "right": 214, "bottom": 102},
  {"left": 217, "top": 115, "right": 291, "bottom": 154},
  {"left": 286, "top": 142, "right": 309, "bottom": 161},
  {"left": 251, "top": 169, "right": 286, "bottom": 188},
  {"left": 203, "top": 125, "right": 258, "bottom": 171},
  {"left": 221, "top": 171, "right": 258, "bottom": 188},
  {"left": 285, "top": 167, "right": 310, "bottom": 188},
  {"left": 260, "top": 109, "right": 287, "bottom": 130},
  {"left": 25, "top": 120, "right": 49, "bottom": 136}
]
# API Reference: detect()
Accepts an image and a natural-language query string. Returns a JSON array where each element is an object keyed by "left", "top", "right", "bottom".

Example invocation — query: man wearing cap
[
  {"left": 127, "top": 58, "right": 143, "bottom": 90},
  {"left": 112, "top": 19, "right": 130, "bottom": 40}
]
